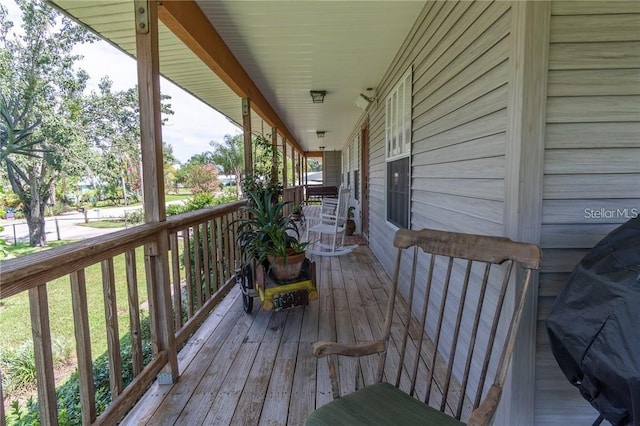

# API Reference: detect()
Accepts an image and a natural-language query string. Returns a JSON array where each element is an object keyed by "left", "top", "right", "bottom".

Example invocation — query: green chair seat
[{"left": 306, "top": 382, "right": 466, "bottom": 426}]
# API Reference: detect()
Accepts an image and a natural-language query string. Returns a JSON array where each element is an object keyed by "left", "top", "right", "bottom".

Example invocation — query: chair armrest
[
  {"left": 467, "top": 384, "right": 502, "bottom": 426},
  {"left": 312, "top": 340, "right": 385, "bottom": 358}
]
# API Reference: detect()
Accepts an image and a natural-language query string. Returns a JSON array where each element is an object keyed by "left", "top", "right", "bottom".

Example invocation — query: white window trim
[{"left": 385, "top": 68, "right": 412, "bottom": 228}]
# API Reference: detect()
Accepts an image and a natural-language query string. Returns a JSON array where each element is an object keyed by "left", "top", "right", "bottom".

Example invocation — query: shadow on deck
[{"left": 124, "top": 244, "right": 388, "bottom": 425}]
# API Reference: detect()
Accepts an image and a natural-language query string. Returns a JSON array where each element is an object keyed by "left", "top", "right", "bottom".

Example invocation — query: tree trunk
[{"left": 25, "top": 196, "right": 47, "bottom": 247}]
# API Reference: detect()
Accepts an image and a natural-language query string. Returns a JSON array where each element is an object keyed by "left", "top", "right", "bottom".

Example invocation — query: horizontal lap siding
[
  {"left": 368, "top": 0, "right": 511, "bottom": 272},
  {"left": 364, "top": 0, "right": 513, "bottom": 412},
  {"left": 535, "top": 2, "right": 640, "bottom": 424}
]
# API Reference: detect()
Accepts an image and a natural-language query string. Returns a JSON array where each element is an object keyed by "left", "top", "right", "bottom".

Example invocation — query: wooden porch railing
[
  {"left": 282, "top": 185, "right": 304, "bottom": 215},
  {"left": 0, "top": 200, "right": 246, "bottom": 425}
]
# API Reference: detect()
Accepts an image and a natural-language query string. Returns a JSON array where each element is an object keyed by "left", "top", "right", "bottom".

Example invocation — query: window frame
[{"left": 385, "top": 68, "right": 412, "bottom": 229}]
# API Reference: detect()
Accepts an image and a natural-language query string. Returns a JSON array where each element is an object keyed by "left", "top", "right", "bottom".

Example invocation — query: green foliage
[
  {"left": 307, "top": 158, "right": 322, "bottom": 172},
  {"left": 0, "top": 0, "right": 97, "bottom": 246},
  {"left": 6, "top": 316, "right": 153, "bottom": 426},
  {"left": 125, "top": 209, "right": 144, "bottom": 225},
  {"left": 0, "top": 338, "right": 71, "bottom": 395},
  {"left": 233, "top": 187, "right": 305, "bottom": 267}
]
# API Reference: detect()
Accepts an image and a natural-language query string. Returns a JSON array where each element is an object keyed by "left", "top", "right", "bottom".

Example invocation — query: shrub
[
  {"left": 124, "top": 209, "right": 144, "bottom": 225},
  {"left": 1, "top": 338, "right": 71, "bottom": 395}
]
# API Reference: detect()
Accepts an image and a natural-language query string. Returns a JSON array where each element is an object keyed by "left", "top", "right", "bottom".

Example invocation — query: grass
[
  {"left": 78, "top": 220, "right": 126, "bottom": 229},
  {"left": 2, "top": 240, "right": 72, "bottom": 258},
  {"left": 0, "top": 245, "right": 149, "bottom": 357}
]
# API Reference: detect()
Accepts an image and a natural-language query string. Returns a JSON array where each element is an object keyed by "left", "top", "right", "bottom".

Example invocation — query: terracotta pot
[
  {"left": 268, "top": 251, "right": 306, "bottom": 281},
  {"left": 345, "top": 220, "right": 356, "bottom": 236}
]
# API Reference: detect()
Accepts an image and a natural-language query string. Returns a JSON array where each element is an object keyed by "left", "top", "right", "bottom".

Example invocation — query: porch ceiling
[{"left": 49, "top": 0, "right": 425, "bottom": 153}]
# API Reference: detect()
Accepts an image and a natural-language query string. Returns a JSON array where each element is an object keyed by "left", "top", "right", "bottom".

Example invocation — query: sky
[{"left": 4, "top": 0, "right": 241, "bottom": 164}]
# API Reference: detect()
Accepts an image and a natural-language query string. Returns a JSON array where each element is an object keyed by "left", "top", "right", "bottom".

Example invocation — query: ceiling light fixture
[
  {"left": 355, "top": 88, "right": 375, "bottom": 110},
  {"left": 316, "top": 131, "right": 325, "bottom": 138},
  {"left": 310, "top": 90, "right": 327, "bottom": 103}
]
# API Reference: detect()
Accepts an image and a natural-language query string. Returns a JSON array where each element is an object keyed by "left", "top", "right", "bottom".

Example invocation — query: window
[
  {"left": 385, "top": 69, "right": 412, "bottom": 228},
  {"left": 354, "top": 170, "right": 360, "bottom": 201}
]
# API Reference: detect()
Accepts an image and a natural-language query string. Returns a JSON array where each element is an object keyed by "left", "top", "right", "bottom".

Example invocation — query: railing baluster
[
  {"left": 170, "top": 232, "right": 183, "bottom": 329},
  {"left": 210, "top": 219, "right": 219, "bottom": 293},
  {"left": 125, "top": 250, "right": 143, "bottom": 376},
  {"left": 183, "top": 229, "right": 194, "bottom": 318},
  {"left": 70, "top": 269, "right": 97, "bottom": 425},
  {"left": 28, "top": 284, "right": 58, "bottom": 426},
  {"left": 222, "top": 214, "right": 230, "bottom": 280},
  {"left": 0, "top": 369, "right": 5, "bottom": 426},
  {"left": 193, "top": 223, "right": 203, "bottom": 308},
  {"left": 101, "top": 258, "right": 123, "bottom": 397},
  {"left": 202, "top": 222, "right": 212, "bottom": 300}
]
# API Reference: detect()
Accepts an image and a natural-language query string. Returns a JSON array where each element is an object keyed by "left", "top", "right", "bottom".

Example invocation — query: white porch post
[{"left": 502, "top": 1, "right": 550, "bottom": 424}]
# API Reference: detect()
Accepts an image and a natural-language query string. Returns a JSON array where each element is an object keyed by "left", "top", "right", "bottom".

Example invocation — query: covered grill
[{"left": 546, "top": 217, "right": 640, "bottom": 426}]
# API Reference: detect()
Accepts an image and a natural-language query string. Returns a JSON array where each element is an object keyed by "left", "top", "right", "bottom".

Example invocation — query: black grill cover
[{"left": 546, "top": 217, "right": 640, "bottom": 426}]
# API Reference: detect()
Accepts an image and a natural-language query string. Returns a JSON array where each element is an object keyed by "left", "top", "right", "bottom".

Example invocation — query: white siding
[{"left": 535, "top": 2, "right": 640, "bottom": 424}]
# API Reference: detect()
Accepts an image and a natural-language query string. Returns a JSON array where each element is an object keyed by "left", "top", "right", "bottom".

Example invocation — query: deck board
[{"left": 124, "top": 244, "right": 466, "bottom": 426}]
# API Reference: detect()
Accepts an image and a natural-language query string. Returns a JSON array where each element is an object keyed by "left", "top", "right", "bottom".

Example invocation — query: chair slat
[
  {"left": 425, "top": 256, "right": 454, "bottom": 404},
  {"left": 395, "top": 246, "right": 419, "bottom": 388},
  {"left": 456, "top": 262, "right": 491, "bottom": 418},
  {"left": 440, "top": 259, "right": 473, "bottom": 413},
  {"left": 474, "top": 260, "right": 513, "bottom": 409},
  {"left": 410, "top": 252, "right": 435, "bottom": 397}
]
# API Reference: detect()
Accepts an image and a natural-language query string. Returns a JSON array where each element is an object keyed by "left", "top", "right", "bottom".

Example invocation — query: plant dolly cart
[{"left": 235, "top": 256, "right": 317, "bottom": 314}]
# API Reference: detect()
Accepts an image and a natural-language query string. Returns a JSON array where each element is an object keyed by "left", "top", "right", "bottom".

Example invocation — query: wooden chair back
[{"left": 376, "top": 228, "right": 541, "bottom": 421}]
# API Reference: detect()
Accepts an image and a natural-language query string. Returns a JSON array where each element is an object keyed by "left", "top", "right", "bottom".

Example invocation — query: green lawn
[
  {"left": 0, "top": 245, "right": 149, "bottom": 357},
  {"left": 79, "top": 220, "right": 126, "bottom": 229}
]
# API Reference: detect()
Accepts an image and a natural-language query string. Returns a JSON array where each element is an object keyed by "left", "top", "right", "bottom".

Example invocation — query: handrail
[{"left": 0, "top": 200, "right": 246, "bottom": 425}]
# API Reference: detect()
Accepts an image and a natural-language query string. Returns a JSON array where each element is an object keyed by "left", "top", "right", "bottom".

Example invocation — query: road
[{"left": 0, "top": 205, "right": 149, "bottom": 245}]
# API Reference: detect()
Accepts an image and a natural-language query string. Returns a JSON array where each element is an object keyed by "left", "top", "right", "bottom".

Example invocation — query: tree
[
  {"left": 307, "top": 159, "right": 321, "bottom": 172},
  {"left": 163, "top": 142, "right": 178, "bottom": 194},
  {"left": 83, "top": 77, "right": 173, "bottom": 205},
  {"left": 0, "top": 0, "right": 95, "bottom": 246},
  {"left": 184, "top": 163, "right": 219, "bottom": 195},
  {"left": 210, "top": 133, "right": 243, "bottom": 197}
]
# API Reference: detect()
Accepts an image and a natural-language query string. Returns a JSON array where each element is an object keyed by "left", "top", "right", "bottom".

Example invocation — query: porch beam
[
  {"left": 503, "top": 2, "right": 550, "bottom": 425},
  {"left": 305, "top": 151, "right": 324, "bottom": 158},
  {"left": 158, "top": 1, "right": 303, "bottom": 153},
  {"left": 242, "top": 98, "right": 253, "bottom": 175},
  {"left": 136, "top": 0, "right": 179, "bottom": 383}
]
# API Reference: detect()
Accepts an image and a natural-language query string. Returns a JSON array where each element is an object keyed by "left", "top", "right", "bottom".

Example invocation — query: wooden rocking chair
[{"left": 307, "top": 228, "right": 541, "bottom": 425}]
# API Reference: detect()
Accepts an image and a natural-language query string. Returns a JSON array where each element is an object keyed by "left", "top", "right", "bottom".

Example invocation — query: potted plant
[
  {"left": 345, "top": 206, "right": 356, "bottom": 236},
  {"left": 290, "top": 203, "right": 302, "bottom": 221},
  {"left": 234, "top": 186, "right": 308, "bottom": 282}
]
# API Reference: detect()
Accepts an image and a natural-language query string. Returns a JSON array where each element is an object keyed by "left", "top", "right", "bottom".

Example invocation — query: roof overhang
[{"left": 48, "top": 0, "right": 426, "bottom": 153}]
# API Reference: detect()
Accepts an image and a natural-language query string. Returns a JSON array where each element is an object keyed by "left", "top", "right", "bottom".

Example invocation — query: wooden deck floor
[{"left": 123, "top": 243, "right": 391, "bottom": 426}]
